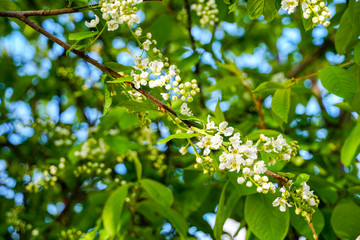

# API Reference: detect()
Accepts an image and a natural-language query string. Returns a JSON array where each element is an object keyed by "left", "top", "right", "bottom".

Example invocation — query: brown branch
[
  {"left": 0, "top": 11, "right": 191, "bottom": 128},
  {"left": 265, "top": 170, "right": 289, "bottom": 184},
  {"left": 243, "top": 83, "right": 266, "bottom": 129},
  {"left": 308, "top": 220, "right": 318, "bottom": 240},
  {"left": 0, "top": 0, "right": 161, "bottom": 17}
]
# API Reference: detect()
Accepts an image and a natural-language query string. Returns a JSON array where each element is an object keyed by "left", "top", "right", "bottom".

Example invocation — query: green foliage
[
  {"left": 245, "top": 194, "right": 290, "bottom": 240},
  {"left": 271, "top": 88, "right": 291, "bottom": 124},
  {"left": 246, "top": 0, "right": 278, "bottom": 21},
  {"left": 341, "top": 121, "right": 360, "bottom": 166},
  {"left": 0, "top": 0, "right": 360, "bottom": 239},
  {"left": 335, "top": 0, "right": 360, "bottom": 54},
  {"left": 319, "top": 66, "right": 359, "bottom": 103},
  {"left": 331, "top": 199, "right": 360, "bottom": 240},
  {"left": 102, "top": 184, "right": 129, "bottom": 237}
]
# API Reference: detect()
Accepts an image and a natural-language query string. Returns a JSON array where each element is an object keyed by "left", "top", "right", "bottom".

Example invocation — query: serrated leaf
[
  {"left": 319, "top": 66, "right": 359, "bottom": 103},
  {"left": 245, "top": 194, "right": 290, "bottom": 240},
  {"left": 331, "top": 199, "right": 360, "bottom": 240},
  {"left": 341, "top": 121, "right": 360, "bottom": 166},
  {"left": 68, "top": 31, "right": 98, "bottom": 41},
  {"left": 141, "top": 178, "right": 174, "bottom": 207},
  {"left": 158, "top": 133, "right": 198, "bottom": 144},
  {"left": 253, "top": 81, "right": 285, "bottom": 95},
  {"left": 102, "top": 184, "right": 128, "bottom": 237},
  {"left": 214, "top": 180, "right": 229, "bottom": 240},
  {"left": 271, "top": 88, "right": 291, "bottom": 123}
]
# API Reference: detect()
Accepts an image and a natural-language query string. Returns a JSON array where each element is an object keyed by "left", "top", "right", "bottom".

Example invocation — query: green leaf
[
  {"left": 331, "top": 199, "right": 360, "bottom": 240},
  {"left": 102, "top": 184, "right": 128, "bottom": 237},
  {"left": 101, "top": 75, "right": 112, "bottom": 115},
  {"left": 133, "top": 156, "right": 142, "bottom": 181},
  {"left": 319, "top": 66, "right": 359, "bottom": 103},
  {"left": 253, "top": 82, "right": 285, "bottom": 95},
  {"left": 341, "top": 121, "right": 360, "bottom": 166},
  {"left": 294, "top": 173, "right": 310, "bottom": 186},
  {"left": 354, "top": 42, "right": 360, "bottom": 66},
  {"left": 214, "top": 100, "right": 226, "bottom": 123},
  {"left": 0, "top": 0, "right": 25, "bottom": 30},
  {"left": 214, "top": 180, "right": 229, "bottom": 240},
  {"left": 141, "top": 178, "right": 174, "bottom": 207},
  {"left": 271, "top": 88, "right": 291, "bottom": 123},
  {"left": 138, "top": 200, "right": 188, "bottom": 238},
  {"left": 290, "top": 210, "right": 325, "bottom": 240},
  {"left": 158, "top": 133, "right": 198, "bottom": 144},
  {"left": 247, "top": 0, "right": 278, "bottom": 21},
  {"left": 104, "top": 62, "right": 133, "bottom": 74},
  {"left": 229, "top": 0, "right": 240, "bottom": 13},
  {"left": 245, "top": 194, "right": 290, "bottom": 240},
  {"left": 103, "top": 135, "right": 135, "bottom": 155},
  {"left": 68, "top": 31, "right": 98, "bottom": 41},
  {"left": 107, "top": 77, "right": 133, "bottom": 84},
  {"left": 335, "top": 0, "right": 360, "bottom": 54}
]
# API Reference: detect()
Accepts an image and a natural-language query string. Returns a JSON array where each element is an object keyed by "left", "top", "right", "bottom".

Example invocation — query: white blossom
[
  {"left": 180, "top": 103, "right": 193, "bottom": 117},
  {"left": 85, "top": 14, "right": 100, "bottom": 28}
]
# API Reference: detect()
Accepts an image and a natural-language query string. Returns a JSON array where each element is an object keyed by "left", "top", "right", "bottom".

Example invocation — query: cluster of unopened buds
[
  {"left": 191, "top": 0, "right": 219, "bottom": 27},
  {"left": 25, "top": 162, "right": 63, "bottom": 192},
  {"left": 281, "top": 0, "right": 331, "bottom": 27},
  {"left": 60, "top": 228, "right": 84, "bottom": 240},
  {"left": 73, "top": 161, "right": 112, "bottom": 177},
  {"left": 273, "top": 181, "right": 319, "bottom": 220},
  {"left": 74, "top": 138, "right": 109, "bottom": 160},
  {"left": 85, "top": 0, "right": 143, "bottom": 29}
]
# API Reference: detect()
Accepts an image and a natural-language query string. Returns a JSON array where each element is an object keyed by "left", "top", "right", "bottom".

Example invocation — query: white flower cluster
[
  {"left": 183, "top": 116, "right": 297, "bottom": 193},
  {"left": 101, "top": 0, "right": 142, "bottom": 30},
  {"left": 281, "top": 0, "right": 299, "bottom": 14},
  {"left": 191, "top": 0, "right": 219, "bottom": 27},
  {"left": 302, "top": 0, "right": 331, "bottom": 27},
  {"left": 130, "top": 56, "right": 200, "bottom": 102},
  {"left": 281, "top": 0, "right": 331, "bottom": 27},
  {"left": 272, "top": 181, "right": 319, "bottom": 214},
  {"left": 85, "top": 0, "right": 143, "bottom": 29},
  {"left": 74, "top": 138, "right": 109, "bottom": 160}
]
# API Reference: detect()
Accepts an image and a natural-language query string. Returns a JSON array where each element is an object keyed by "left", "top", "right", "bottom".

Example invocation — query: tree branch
[
  {"left": 0, "top": 11, "right": 191, "bottom": 127},
  {"left": 0, "top": 0, "right": 161, "bottom": 17}
]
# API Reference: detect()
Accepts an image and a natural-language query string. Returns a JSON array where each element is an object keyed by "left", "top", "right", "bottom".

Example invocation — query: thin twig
[
  {"left": 308, "top": 220, "right": 318, "bottom": 240},
  {"left": 265, "top": 170, "right": 289, "bottom": 184}
]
